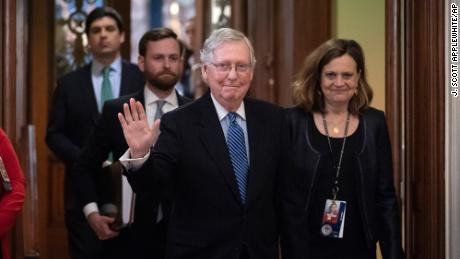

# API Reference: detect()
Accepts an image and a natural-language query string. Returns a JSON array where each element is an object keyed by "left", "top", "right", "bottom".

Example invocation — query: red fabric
[{"left": 0, "top": 129, "right": 26, "bottom": 259}]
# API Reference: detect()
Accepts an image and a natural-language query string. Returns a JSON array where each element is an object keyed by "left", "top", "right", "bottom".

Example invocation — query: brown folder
[{"left": 97, "top": 161, "right": 128, "bottom": 231}]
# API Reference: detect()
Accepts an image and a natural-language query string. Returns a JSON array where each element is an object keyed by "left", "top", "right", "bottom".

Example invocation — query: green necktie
[
  {"left": 101, "top": 67, "right": 114, "bottom": 161},
  {"left": 100, "top": 66, "right": 113, "bottom": 112}
]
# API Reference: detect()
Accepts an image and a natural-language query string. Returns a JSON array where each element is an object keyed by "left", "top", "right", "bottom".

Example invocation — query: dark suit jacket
[
  {"left": 281, "top": 107, "right": 404, "bottom": 259},
  {"left": 46, "top": 61, "right": 145, "bottom": 211},
  {"left": 72, "top": 89, "right": 190, "bottom": 224},
  {"left": 72, "top": 89, "right": 190, "bottom": 258},
  {"left": 126, "top": 91, "right": 287, "bottom": 259}
]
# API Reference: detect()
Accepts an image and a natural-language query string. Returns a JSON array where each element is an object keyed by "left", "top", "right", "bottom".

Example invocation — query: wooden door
[
  {"left": 195, "top": 0, "right": 330, "bottom": 105},
  {"left": 29, "top": 1, "right": 61, "bottom": 258},
  {"left": 1, "top": 0, "right": 38, "bottom": 258},
  {"left": 404, "top": 0, "right": 445, "bottom": 257},
  {"left": 386, "top": 0, "right": 445, "bottom": 258}
]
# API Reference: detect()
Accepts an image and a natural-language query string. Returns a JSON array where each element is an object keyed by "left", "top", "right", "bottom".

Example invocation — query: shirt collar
[
  {"left": 91, "top": 56, "right": 122, "bottom": 75},
  {"left": 210, "top": 92, "right": 246, "bottom": 121},
  {"left": 144, "top": 86, "right": 179, "bottom": 107}
]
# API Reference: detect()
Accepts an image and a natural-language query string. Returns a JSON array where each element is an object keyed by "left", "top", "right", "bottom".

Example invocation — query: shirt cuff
[
  {"left": 83, "top": 202, "right": 99, "bottom": 218},
  {"left": 119, "top": 148, "right": 150, "bottom": 171}
]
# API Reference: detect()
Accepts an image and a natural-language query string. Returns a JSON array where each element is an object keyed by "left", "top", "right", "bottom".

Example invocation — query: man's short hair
[
  {"left": 138, "top": 28, "right": 182, "bottom": 57},
  {"left": 85, "top": 7, "right": 124, "bottom": 35}
]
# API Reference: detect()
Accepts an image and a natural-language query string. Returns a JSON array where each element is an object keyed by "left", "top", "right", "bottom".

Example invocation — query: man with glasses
[{"left": 118, "top": 28, "right": 287, "bottom": 259}]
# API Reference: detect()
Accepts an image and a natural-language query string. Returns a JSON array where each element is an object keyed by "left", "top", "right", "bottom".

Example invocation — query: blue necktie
[{"left": 226, "top": 112, "right": 249, "bottom": 204}]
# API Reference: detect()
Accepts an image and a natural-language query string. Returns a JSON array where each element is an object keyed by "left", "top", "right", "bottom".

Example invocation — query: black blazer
[
  {"left": 281, "top": 106, "right": 405, "bottom": 259},
  {"left": 46, "top": 61, "right": 144, "bottom": 210},
  {"left": 72, "top": 89, "right": 190, "bottom": 225},
  {"left": 126, "top": 91, "right": 286, "bottom": 259}
]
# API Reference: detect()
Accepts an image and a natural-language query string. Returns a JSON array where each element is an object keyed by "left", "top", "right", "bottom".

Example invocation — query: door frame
[{"left": 386, "top": 0, "right": 445, "bottom": 258}]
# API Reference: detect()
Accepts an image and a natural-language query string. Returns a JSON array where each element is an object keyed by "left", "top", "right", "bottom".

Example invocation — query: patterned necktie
[
  {"left": 226, "top": 112, "right": 249, "bottom": 204},
  {"left": 100, "top": 66, "right": 113, "bottom": 112},
  {"left": 154, "top": 100, "right": 166, "bottom": 121}
]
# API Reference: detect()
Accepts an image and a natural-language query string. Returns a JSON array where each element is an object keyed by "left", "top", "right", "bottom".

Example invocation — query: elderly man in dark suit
[
  {"left": 119, "top": 28, "right": 286, "bottom": 259},
  {"left": 72, "top": 28, "right": 190, "bottom": 259},
  {"left": 45, "top": 7, "right": 144, "bottom": 259}
]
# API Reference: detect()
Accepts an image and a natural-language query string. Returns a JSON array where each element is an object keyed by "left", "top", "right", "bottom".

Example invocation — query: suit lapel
[
  {"left": 81, "top": 64, "right": 100, "bottom": 122},
  {"left": 197, "top": 93, "right": 243, "bottom": 205},
  {"left": 134, "top": 90, "right": 145, "bottom": 105},
  {"left": 119, "top": 61, "right": 132, "bottom": 96},
  {"left": 244, "top": 99, "right": 268, "bottom": 206}
]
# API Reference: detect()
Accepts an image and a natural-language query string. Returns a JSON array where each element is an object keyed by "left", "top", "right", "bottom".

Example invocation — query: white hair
[{"left": 200, "top": 28, "right": 256, "bottom": 66}]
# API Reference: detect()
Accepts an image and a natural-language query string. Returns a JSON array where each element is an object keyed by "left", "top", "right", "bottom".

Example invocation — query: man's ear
[
  {"left": 138, "top": 55, "right": 145, "bottom": 72},
  {"left": 120, "top": 32, "right": 125, "bottom": 44},
  {"left": 201, "top": 64, "right": 208, "bottom": 83}
]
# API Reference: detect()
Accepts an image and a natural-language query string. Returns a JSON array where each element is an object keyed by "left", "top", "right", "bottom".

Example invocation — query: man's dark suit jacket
[
  {"left": 126, "top": 91, "right": 287, "bottom": 259},
  {"left": 72, "top": 90, "right": 190, "bottom": 258},
  {"left": 46, "top": 61, "right": 145, "bottom": 211}
]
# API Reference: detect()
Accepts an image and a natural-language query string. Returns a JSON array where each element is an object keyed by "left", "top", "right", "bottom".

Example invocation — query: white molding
[{"left": 446, "top": 1, "right": 460, "bottom": 258}]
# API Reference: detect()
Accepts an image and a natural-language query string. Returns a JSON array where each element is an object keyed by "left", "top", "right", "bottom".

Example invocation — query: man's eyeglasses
[{"left": 209, "top": 63, "right": 252, "bottom": 73}]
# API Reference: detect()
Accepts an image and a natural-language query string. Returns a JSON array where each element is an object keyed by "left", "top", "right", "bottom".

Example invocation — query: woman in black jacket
[{"left": 281, "top": 39, "right": 404, "bottom": 259}]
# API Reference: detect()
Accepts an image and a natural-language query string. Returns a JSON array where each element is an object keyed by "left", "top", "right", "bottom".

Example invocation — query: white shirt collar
[
  {"left": 144, "top": 86, "right": 179, "bottom": 107},
  {"left": 91, "top": 56, "right": 122, "bottom": 75},
  {"left": 210, "top": 92, "right": 246, "bottom": 121}
]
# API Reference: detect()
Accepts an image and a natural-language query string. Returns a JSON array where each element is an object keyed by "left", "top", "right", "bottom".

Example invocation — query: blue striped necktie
[{"left": 226, "top": 112, "right": 249, "bottom": 204}]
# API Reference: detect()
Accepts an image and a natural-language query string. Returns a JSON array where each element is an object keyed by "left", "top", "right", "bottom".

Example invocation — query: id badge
[{"left": 320, "top": 199, "right": 346, "bottom": 238}]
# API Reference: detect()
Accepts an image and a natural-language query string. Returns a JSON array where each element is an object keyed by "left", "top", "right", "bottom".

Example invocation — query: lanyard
[{"left": 321, "top": 112, "right": 350, "bottom": 200}]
